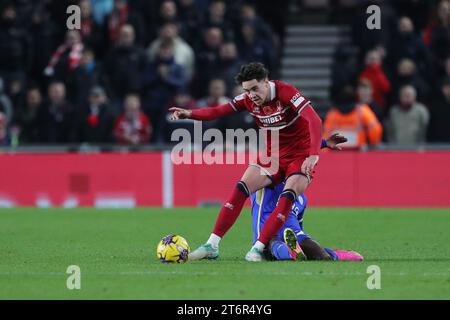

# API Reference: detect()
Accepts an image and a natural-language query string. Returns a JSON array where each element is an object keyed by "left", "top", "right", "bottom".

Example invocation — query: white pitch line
[{"left": 0, "top": 271, "right": 448, "bottom": 277}]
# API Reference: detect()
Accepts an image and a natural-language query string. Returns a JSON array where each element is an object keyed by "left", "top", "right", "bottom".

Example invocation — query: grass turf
[{"left": 0, "top": 207, "right": 449, "bottom": 299}]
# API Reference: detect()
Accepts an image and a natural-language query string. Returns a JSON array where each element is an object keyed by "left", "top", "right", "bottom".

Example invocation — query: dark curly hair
[{"left": 235, "top": 62, "right": 269, "bottom": 84}]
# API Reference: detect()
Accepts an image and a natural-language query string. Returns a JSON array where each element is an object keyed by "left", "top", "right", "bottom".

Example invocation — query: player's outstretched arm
[
  {"left": 169, "top": 103, "right": 236, "bottom": 121},
  {"left": 168, "top": 107, "right": 192, "bottom": 120}
]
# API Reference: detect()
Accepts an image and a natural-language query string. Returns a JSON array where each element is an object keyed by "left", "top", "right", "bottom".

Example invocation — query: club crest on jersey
[
  {"left": 253, "top": 106, "right": 260, "bottom": 113},
  {"left": 263, "top": 106, "right": 273, "bottom": 115}
]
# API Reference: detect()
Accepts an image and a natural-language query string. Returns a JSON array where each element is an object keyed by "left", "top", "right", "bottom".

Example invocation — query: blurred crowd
[
  {"left": 0, "top": 0, "right": 283, "bottom": 146},
  {"left": 0, "top": 0, "right": 449, "bottom": 149},
  {"left": 327, "top": 0, "right": 450, "bottom": 148}
]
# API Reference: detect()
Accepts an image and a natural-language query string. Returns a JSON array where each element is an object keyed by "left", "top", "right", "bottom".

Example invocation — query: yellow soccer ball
[{"left": 157, "top": 234, "right": 190, "bottom": 263}]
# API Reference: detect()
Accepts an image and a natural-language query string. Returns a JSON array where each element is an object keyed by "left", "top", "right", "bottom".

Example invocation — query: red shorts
[{"left": 252, "top": 151, "right": 314, "bottom": 185}]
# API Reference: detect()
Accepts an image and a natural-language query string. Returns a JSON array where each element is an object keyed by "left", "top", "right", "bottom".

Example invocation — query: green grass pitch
[{"left": 0, "top": 207, "right": 449, "bottom": 299}]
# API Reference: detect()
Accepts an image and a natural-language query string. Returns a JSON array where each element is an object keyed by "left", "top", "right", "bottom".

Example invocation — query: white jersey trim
[
  {"left": 269, "top": 81, "right": 276, "bottom": 101},
  {"left": 259, "top": 101, "right": 311, "bottom": 131}
]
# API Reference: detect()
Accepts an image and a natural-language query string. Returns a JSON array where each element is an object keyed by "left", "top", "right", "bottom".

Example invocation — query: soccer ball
[{"left": 157, "top": 234, "right": 190, "bottom": 263}]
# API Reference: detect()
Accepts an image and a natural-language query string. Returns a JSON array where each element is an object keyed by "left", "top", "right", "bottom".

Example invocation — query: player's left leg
[
  {"left": 299, "top": 238, "right": 333, "bottom": 260},
  {"left": 190, "top": 165, "right": 271, "bottom": 261}
]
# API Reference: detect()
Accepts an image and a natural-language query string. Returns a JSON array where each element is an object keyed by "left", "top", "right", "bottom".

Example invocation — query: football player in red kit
[{"left": 169, "top": 62, "right": 323, "bottom": 261}]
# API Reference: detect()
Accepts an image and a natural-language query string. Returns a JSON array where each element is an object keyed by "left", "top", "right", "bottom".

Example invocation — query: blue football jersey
[{"left": 251, "top": 183, "right": 309, "bottom": 244}]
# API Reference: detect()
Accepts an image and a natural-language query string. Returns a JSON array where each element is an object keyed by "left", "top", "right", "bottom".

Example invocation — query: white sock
[
  {"left": 252, "top": 240, "right": 265, "bottom": 251},
  {"left": 206, "top": 233, "right": 221, "bottom": 249}
]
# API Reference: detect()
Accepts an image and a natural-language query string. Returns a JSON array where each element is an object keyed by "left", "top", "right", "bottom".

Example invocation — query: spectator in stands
[
  {"left": 178, "top": 0, "right": 203, "bottom": 45},
  {"left": 76, "top": 86, "right": 114, "bottom": 143},
  {"left": 193, "top": 27, "right": 224, "bottom": 97},
  {"left": 440, "top": 56, "right": 450, "bottom": 85},
  {"left": 428, "top": 77, "right": 450, "bottom": 142},
  {"left": 158, "top": 0, "right": 179, "bottom": 25},
  {"left": 103, "top": 24, "right": 146, "bottom": 111},
  {"left": 236, "top": 21, "right": 275, "bottom": 72},
  {"left": 217, "top": 42, "right": 242, "bottom": 97},
  {"left": 68, "top": 47, "right": 105, "bottom": 109},
  {"left": 386, "top": 85, "right": 429, "bottom": 145},
  {"left": 147, "top": 22, "right": 195, "bottom": 80},
  {"left": 0, "top": 111, "right": 11, "bottom": 146},
  {"left": 359, "top": 49, "right": 391, "bottom": 110},
  {"left": 15, "top": 86, "right": 43, "bottom": 143},
  {"left": 105, "top": 0, "right": 144, "bottom": 47},
  {"left": 387, "top": 16, "right": 432, "bottom": 80},
  {"left": 426, "top": 0, "right": 450, "bottom": 73},
  {"left": 142, "top": 39, "right": 187, "bottom": 142},
  {"left": 196, "top": 78, "right": 230, "bottom": 131},
  {"left": 239, "top": 3, "right": 278, "bottom": 53},
  {"left": 356, "top": 79, "right": 382, "bottom": 121},
  {"left": 324, "top": 85, "right": 382, "bottom": 151},
  {"left": 0, "top": 77, "right": 13, "bottom": 122},
  {"left": 28, "top": 5, "right": 57, "bottom": 86},
  {"left": 330, "top": 45, "right": 359, "bottom": 103},
  {"left": 40, "top": 81, "right": 75, "bottom": 143},
  {"left": 6, "top": 73, "right": 25, "bottom": 118},
  {"left": 0, "top": 3, "right": 30, "bottom": 85},
  {"left": 79, "top": 0, "right": 105, "bottom": 58},
  {"left": 201, "top": 0, "right": 233, "bottom": 41},
  {"left": 43, "top": 30, "right": 84, "bottom": 81},
  {"left": 161, "top": 88, "right": 197, "bottom": 143},
  {"left": 392, "top": 58, "right": 430, "bottom": 104},
  {"left": 351, "top": 1, "right": 397, "bottom": 64},
  {"left": 114, "top": 94, "right": 151, "bottom": 145}
]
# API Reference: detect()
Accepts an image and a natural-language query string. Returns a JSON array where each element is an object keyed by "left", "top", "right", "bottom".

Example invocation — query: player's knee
[
  {"left": 279, "top": 189, "right": 296, "bottom": 202},
  {"left": 236, "top": 181, "right": 250, "bottom": 197},
  {"left": 285, "top": 173, "right": 310, "bottom": 194}
]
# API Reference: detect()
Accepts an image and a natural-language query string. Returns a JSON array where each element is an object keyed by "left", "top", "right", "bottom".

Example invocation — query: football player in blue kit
[{"left": 250, "top": 134, "right": 364, "bottom": 261}]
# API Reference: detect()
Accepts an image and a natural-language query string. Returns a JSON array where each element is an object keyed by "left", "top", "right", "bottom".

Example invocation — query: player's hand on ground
[
  {"left": 301, "top": 155, "right": 319, "bottom": 177},
  {"left": 326, "top": 133, "right": 347, "bottom": 150},
  {"left": 168, "top": 107, "right": 192, "bottom": 120}
]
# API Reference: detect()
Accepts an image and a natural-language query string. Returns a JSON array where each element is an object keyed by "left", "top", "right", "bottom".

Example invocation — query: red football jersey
[{"left": 229, "top": 80, "right": 312, "bottom": 155}]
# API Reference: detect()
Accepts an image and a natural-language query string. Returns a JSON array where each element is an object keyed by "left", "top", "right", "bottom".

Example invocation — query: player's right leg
[
  {"left": 189, "top": 165, "right": 272, "bottom": 261},
  {"left": 299, "top": 238, "right": 333, "bottom": 260}
]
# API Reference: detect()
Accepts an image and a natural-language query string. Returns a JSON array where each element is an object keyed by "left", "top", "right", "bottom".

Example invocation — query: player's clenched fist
[
  {"left": 168, "top": 107, "right": 192, "bottom": 120},
  {"left": 301, "top": 155, "right": 319, "bottom": 177}
]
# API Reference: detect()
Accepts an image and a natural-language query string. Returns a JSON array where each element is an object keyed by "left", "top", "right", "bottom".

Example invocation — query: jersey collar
[{"left": 269, "top": 81, "right": 276, "bottom": 101}]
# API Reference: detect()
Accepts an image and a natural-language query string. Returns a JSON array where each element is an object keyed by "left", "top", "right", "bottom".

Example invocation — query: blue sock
[
  {"left": 270, "top": 240, "right": 294, "bottom": 260},
  {"left": 323, "top": 247, "right": 338, "bottom": 261}
]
